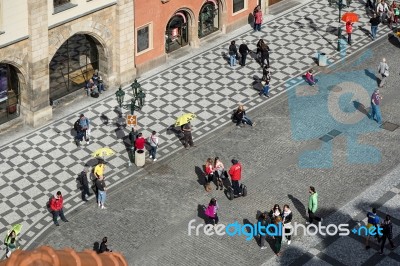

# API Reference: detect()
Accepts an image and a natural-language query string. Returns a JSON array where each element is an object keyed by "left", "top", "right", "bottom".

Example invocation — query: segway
[{"left": 227, "top": 183, "right": 247, "bottom": 200}]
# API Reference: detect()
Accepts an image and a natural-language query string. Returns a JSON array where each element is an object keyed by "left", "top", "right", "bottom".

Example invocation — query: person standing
[
  {"left": 269, "top": 204, "right": 282, "bottom": 223},
  {"left": 307, "top": 186, "right": 322, "bottom": 224},
  {"left": 79, "top": 169, "right": 92, "bottom": 202},
  {"left": 96, "top": 176, "right": 107, "bottom": 209},
  {"left": 377, "top": 0, "right": 389, "bottom": 22},
  {"left": 377, "top": 58, "right": 389, "bottom": 87},
  {"left": 258, "top": 212, "right": 269, "bottom": 250},
  {"left": 370, "top": 88, "right": 383, "bottom": 125},
  {"left": 345, "top": 21, "right": 353, "bottom": 45},
  {"left": 365, "top": 208, "right": 381, "bottom": 249},
  {"left": 273, "top": 216, "right": 283, "bottom": 256},
  {"left": 370, "top": 13, "right": 381, "bottom": 40},
  {"left": 282, "top": 204, "right": 293, "bottom": 245},
  {"left": 181, "top": 122, "right": 195, "bottom": 149},
  {"left": 228, "top": 159, "right": 242, "bottom": 197},
  {"left": 239, "top": 41, "right": 251, "bottom": 67},
  {"left": 79, "top": 114, "right": 90, "bottom": 144},
  {"left": 94, "top": 161, "right": 106, "bottom": 204},
  {"left": 205, "top": 158, "right": 215, "bottom": 185},
  {"left": 214, "top": 157, "right": 225, "bottom": 190},
  {"left": 50, "top": 191, "right": 69, "bottom": 226},
  {"left": 260, "top": 42, "right": 270, "bottom": 68},
  {"left": 204, "top": 198, "right": 219, "bottom": 226},
  {"left": 254, "top": 7, "right": 263, "bottom": 31},
  {"left": 148, "top": 131, "right": 159, "bottom": 161},
  {"left": 380, "top": 215, "right": 395, "bottom": 254},
  {"left": 228, "top": 41, "right": 238, "bottom": 67}
]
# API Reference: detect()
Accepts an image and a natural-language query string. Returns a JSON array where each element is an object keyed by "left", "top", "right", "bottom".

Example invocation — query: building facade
[
  {"left": 0, "top": 0, "right": 135, "bottom": 127},
  {"left": 134, "top": 0, "right": 260, "bottom": 74}
]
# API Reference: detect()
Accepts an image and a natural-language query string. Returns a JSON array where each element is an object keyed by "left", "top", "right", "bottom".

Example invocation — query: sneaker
[
  {"left": 260, "top": 246, "right": 267, "bottom": 250},
  {"left": 366, "top": 245, "right": 371, "bottom": 250},
  {"left": 288, "top": 240, "right": 291, "bottom": 245},
  {"left": 98, "top": 203, "right": 101, "bottom": 208},
  {"left": 62, "top": 219, "right": 69, "bottom": 222},
  {"left": 306, "top": 222, "right": 310, "bottom": 225},
  {"left": 149, "top": 155, "right": 153, "bottom": 159},
  {"left": 55, "top": 222, "right": 60, "bottom": 226},
  {"left": 153, "top": 159, "right": 157, "bottom": 161},
  {"left": 266, "top": 95, "right": 270, "bottom": 98},
  {"left": 253, "top": 122, "right": 256, "bottom": 127},
  {"left": 101, "top": 205, "right": 106, "bottom": 209},
  {"left": 86, "top": 140, "right": 89, "bottom": 144}
]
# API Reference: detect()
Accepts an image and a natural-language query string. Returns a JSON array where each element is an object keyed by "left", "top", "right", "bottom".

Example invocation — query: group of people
[
  {"left": 85, "top": 70, "right": 106, "bottom": 98},
  {"left": 365, "top": 208, "right": 396, "bottom": 254},
  {"left": 132, "top": 130, "right": 160, "bottom": 161}
]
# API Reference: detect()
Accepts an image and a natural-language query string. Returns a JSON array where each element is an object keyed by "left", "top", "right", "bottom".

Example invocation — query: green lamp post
[{"left": 336, "top": 0, "right": 345, "bottom": 52}]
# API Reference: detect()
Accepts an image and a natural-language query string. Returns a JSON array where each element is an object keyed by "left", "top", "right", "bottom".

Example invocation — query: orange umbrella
[{"left": 341, "top": 12, "right": 359, "bottom": 23}]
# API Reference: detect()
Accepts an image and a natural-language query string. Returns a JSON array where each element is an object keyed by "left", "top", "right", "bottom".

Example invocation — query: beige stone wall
[{"left": 0, "top": 0, "right": 28, "bottom": 46}]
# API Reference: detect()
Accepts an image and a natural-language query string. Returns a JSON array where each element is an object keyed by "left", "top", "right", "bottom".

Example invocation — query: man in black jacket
[
  {"left": 239, "top": 41, "right": 251, "bottom": 67},
  {"left": 79, "top": 169, "right": 92, "bottom": 201}
]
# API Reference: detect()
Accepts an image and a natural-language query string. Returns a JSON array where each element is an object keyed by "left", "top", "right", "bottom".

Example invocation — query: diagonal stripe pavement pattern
[{"left": 0, "top": 0, "right": 394, "bottom": 254}]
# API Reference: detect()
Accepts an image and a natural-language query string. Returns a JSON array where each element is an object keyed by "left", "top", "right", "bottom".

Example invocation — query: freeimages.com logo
[{"left": 188, "top": 220, "right": 383, "bottom": 240}]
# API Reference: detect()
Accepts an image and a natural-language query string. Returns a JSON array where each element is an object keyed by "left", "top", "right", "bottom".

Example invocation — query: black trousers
[
  {"left": 240, "top": 52, "right": 248, "bottom": 66},
  {"left": 261, "top": 53, "right": 270, "bottom": 68},
  {"left": 232, "top": 180, "right": 240, "bottom": 195},
  {"left": 308, "top": 209, "right": 321, "bottom": 223},
  {"left": 380, "top": 235, "right": 395, "bottom": 252},
  {"left": 206, "top": 173, "right": 214, "bottom": 183},
  {"left": 183, "top": 132, "right": 194, "bottom": 148},
  {"left": 52, "top": 209, "right": 67, "bottom": 224},
  {"left": 347, "top": 33, "right": 351, "bottom": 45},
  {"left": 81, "top": 184, "right": 91, "bottom": 200}
]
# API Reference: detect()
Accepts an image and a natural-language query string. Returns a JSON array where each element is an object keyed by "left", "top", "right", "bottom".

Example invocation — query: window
[
  {"left": 54, "top": 0, "right": 71, "bottom": 8},
  {"left": 137, "top": 24, "right": 153, "bottom": 54},
  {"left": 233, "top": 0, "right": 245, "bottom": 13},
  {"left": 53, "top": 0, "right": 77, "bottom": 14}
]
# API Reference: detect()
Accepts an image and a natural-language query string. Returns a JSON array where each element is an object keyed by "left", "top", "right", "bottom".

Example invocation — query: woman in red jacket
[
  {"left": 346, "top": 21, "right": 353, "bottom": 45},
  {"left": 49, "top": 191, "right": 68, "bottom": 226}
]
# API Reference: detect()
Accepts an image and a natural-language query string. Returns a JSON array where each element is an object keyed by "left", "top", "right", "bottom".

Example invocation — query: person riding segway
[{"left": 227, "top": 159, "right": 247, "bottom": 200}]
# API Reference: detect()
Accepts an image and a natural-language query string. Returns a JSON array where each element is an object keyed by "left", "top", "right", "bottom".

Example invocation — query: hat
[{"left": 231, "top": 159, "right": 238, "bottom": 164}]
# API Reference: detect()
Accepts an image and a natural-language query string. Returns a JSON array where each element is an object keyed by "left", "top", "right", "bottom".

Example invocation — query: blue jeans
[
  {"left": 150, "top": 146, "right": 157, "bottom": 159},
  {"left": 260, "top": 85, "right": 270, "bottom": 96},
  {"left": 230, "top": 54, "right": 236, "bottom": 66},
  {"left": 371, "top": 104, "right": 382, "bottom": 124},
  {"left": 254, "top": 24, "right": 261, "bottom": 31},
  {"left": 98, "top": 190, "right": 106, "bottom": 205},
  {"left": 371, "top": 26, "right": 378, "bottom": 39},
  {"left": 242, "top": 116, "right": 253, "bottom": 126}
]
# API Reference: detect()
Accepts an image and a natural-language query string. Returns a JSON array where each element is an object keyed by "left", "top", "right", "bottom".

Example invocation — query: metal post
[{"left": 337, "top": 0, "right": 343, "bottom": 51}]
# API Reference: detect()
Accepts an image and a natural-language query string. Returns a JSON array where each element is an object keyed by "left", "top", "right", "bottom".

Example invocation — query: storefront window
[
  {"left": 233, "top": 0, "right": 245, "bottom": 13},
  {"left": 0, "top": 64, "right": 20, "bottom": 124},
  {"left": 165, "top": 12, "right": 189, "bottom": 53},
  {"left": 199, "top": 2, "right": 219, "bottom": 38}
]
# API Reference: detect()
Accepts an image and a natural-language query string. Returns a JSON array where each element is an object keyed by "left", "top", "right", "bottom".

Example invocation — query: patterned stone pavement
[{"left": 0, "top": 0, "right": 396, "bottom": 260}]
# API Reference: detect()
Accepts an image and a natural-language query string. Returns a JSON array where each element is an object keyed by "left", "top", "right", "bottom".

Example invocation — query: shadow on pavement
[
  {"left": 353, "top": 100, "right": 370, "bottom": 117},
  {"left": 288, "top": 194, "right": 307, "bottom": 221},
  {"left": 195, "top": 166, "right": 206, "bottom": 186}
]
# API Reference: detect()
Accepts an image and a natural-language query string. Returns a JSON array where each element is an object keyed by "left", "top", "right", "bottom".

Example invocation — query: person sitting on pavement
[
  {"left": 233, "top": 105, "right": 255, "bottom": 127},
  {"left": 259, "top": 80, "right": 270, "bottom": 98},
  {"left": 305, "top": 69, "right": 318, "bottom": 86},
  {"left": 99, "top": 237, "right": 112, "bottom": 253},
  {"left": 134, "top": 132, "right": 146, "bottom": 151},
  {"left": 228, "top": 159, "right": 242, "bottom": 197},
  {"left": 92, "top": 70, "right": 106, "bottom": 94}
]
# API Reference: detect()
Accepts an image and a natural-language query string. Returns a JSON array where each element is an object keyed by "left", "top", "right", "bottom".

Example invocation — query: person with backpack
[
  {"left": 228, "top": 41, "right": 238, "bottom": 67},
  {"left": 79, "top": 114, "right": 90, "bottom": 144},
  {"left": 380, "top": 215, "right": 395, "bottom": 254},
  {"left": 204, "top": 198, "right": 219, "bottom": 226},
  {"left": 79, "top": 169, "right": 92, "bottom": 201},
  {"left": 148, "top": 131, "right": 159, "bottom": 162},
  {"left": 365, "top": 208, "right": 381, "bottom": 249},
  {"left": 377, "top": 57, "right": 389, "bottom": 87}
]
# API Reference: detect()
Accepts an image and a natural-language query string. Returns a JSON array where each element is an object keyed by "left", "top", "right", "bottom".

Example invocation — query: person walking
[
  {"left": 50, "top": 191, "right": 69, "bottom": 226},
  {"left": 377, "top": 0, "right": 389, "bottom": 22},
  {"left": 370, "top": 13, "right": 381, "bottom": 40},
  {"left": 79, "top": 169, "right": 92, "bottom": 202},
  {"left": 260, "top": 42, "right": 270, "bottom": 68},
  {"left": 380, "top": 215, "right": 396, "bottom": 254},
  {"left": 4, "top": 230, "right": 19, "bottom": 258},
  {"left": 365, "top": 208, "right": 381, "bottom": 249},
  {"left": 254, "top": 7, "right": 263, "bottom": 31},
  {"left": 181, "top": 122, "right": 195, "bottom": 149},
  {"left": 228, "top": 159, "right": 242, "bottom": 197},
  {"left": 282, "top": 204, "right": 293, "bottom": 245},
  {"left": 79, "top": 114, "right": 90, "bottom": 144},
  {"left": 307, "top": 186, "right": 322, "bottom": 224},
  {"left": 239, "top": 41, "right": 251, "bottom": 67},
  {"left": 370, "top": 88, "right": 383, "bottom": 125},
  {"left": 205, "top": 158, "right": 215, "bottom": 185},
  {"left": 377, "top": 58, "right": 389, "bottom": 87},
  {"left": 96, "top": 176, "right": 107, "bottom": 209},
  {"left": 204, "top": 198, "right": 219, "bottom": 226},
  {"left": 273, "top": 216, "right": 283, "bottom": 256},
  {"left": 99, "top": 237, "right": 112, "bottom": 253},
  {"left": 269, "top": 204, "right": 282, "bottom": 223},
  {"left": 214, "top": 157, "right": 225, "bottom": 190},
  {"left": 148, "top": 131, "right": 159, "bottom": 161},
  {"left": 345, "top": 21, "right": 353, "bottom": 45},
  {"left": 228, "top": 41, "right": 238, "bottom": 67},
  {"left": 262, "top": 65, "right": 271, "bottom": 83},
  {"left": 258, "top": 212, "right": 269, "bottom": 250}
]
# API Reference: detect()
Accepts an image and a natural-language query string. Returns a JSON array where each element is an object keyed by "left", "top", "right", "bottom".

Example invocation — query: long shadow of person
[
  {"left": 166, "top": 125, "right": 185, "bottom": 146},
  {"left": 353, "top": 101, "right": 370, "bottom": 117},
  {"left": 288, "top": 194, "right": 307, "bottom": 220},
  {"left": 197, "top": 204, "right": 209, "bottom": 224},
  {"left": 195, "top": 166, "right": 206, "bottom": 186},
  {"left": 364, "top": 69, "right": 377, "bottom": 81}
]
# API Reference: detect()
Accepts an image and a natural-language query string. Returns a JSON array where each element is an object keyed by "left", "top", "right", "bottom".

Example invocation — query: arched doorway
[
  {"left": 165, "top": 11, "right": 189, "bottom": 53},
  {"left": 0, "top": 64, "right": 21, "bottom": 124},
  {"left": 49, "top": 34, "right": 106, "bottom": 100},
  {"left": 198, "top": 1, "right": 219, "bottom": 38}
]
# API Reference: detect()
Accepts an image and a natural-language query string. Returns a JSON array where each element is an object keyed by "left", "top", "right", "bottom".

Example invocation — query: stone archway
[
  {"left": 165, "top": 8, "right": 198, "bottom": 52},
  {"left": 48, "top": 33, "right": 108, "bottom": 100},
  {"left": 0, "top": 62, "right": 27, "bottom": 125}
]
